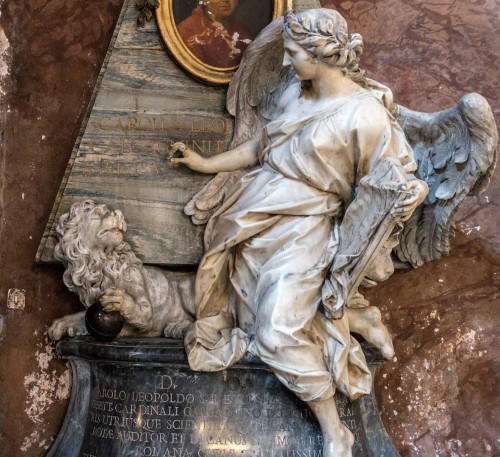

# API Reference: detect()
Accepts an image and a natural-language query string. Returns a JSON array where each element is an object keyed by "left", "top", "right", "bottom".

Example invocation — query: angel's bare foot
[
  {"left": 323, "top": 425, "right": 354, "bottom": 457},
  {"left": 347, "top": 307, "right": 394, "bottom": 359},
  {"left": 47, "top": 311, "right": 88, "bottom": 340},
  {"left": 307, "top": 397, "right": 354, "bottom": 457}
]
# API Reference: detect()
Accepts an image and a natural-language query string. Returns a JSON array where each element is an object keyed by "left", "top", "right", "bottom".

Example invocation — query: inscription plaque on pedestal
[{"left": 48, "top": 338, "right": 399, "bottom": 457}]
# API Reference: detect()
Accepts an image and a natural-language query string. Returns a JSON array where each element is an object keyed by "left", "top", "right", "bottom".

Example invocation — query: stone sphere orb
[{"left": 85, "top": 302, "right": 125, "bottom": 341}]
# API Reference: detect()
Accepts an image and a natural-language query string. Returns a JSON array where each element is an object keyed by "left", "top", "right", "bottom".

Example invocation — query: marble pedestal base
[{"left": 47, "top": 337, "right": 399, "bottom": 457}]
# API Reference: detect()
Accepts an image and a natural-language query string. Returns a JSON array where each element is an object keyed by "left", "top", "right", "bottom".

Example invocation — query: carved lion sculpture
[{"left": 47, "top": 200, "right": 195, "bottom": 340}]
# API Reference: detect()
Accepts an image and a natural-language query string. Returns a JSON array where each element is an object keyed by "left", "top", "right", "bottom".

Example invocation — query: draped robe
[{"left": 184, "top": 85, "right": 415, "bottom": 402}]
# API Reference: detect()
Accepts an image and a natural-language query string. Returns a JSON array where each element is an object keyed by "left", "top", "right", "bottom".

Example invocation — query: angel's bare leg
[
  {"left": 346, "top": 307, "right": 394, "bottom": 359},
  {"left": 307, "top": 397, "right": 354, "bottom": 457}
]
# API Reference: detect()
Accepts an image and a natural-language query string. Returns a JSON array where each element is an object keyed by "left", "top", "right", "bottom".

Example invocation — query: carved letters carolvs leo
[{"left": 48, "top": 7, "right": 497, "bottom": 457}]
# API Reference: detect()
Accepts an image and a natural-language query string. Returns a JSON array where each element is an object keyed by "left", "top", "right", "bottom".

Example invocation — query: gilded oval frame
[{"left": 156, "top": 0, "right": 293, "bottom": 85}]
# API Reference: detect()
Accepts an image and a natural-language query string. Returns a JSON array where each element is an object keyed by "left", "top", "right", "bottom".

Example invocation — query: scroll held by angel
[{"left": 170, "top": 8, "right": 497, "bottom": 457}]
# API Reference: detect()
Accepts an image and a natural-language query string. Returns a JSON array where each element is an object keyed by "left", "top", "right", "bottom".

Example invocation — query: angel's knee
[{"left": 254, "top": 324, "right": 287, "bottom": 356}]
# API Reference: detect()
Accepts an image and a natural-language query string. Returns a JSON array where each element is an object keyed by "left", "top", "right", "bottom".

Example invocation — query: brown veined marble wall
[
  {"left": 319, "top": 1, "right": 500, "bottom": 456},
  {"left": 0, "top": 0, "right": 498, "bottom": 456}
]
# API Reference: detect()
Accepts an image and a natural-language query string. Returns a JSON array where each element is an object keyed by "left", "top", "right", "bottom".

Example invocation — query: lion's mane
[{"left": 54, "top": 200, "right": 142, "bottom": 308}]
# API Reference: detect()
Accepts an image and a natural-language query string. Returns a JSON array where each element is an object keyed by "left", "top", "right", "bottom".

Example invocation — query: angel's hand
[
  {"left": 391, "top": 180, "right": 428, "bottom": 222},
  {"left": 169, "top": 142, "right": 209, "bottom": 173}
]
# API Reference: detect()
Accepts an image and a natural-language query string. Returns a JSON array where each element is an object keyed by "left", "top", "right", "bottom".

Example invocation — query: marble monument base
[{"left": 47, "top": 337, "right": 399, "bottom": 457}]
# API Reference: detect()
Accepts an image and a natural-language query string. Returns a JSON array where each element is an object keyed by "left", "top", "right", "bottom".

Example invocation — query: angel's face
[{"left": 282, "top": 37, "right": 317, "bottom": 81}]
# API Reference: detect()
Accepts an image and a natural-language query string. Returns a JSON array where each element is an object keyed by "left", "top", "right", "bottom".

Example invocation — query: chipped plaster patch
[
  {"left": 386, "top": 325, "right": 485, "bottom": 456},
  {"left": 458, "top": 221, "right": 482, "bottom": 236},
  {"left": 20, "top": 429, "right": 41, "bottom": 453},
  {"left": 0, "top": 4, "right": 9, "bottom": 247},
  {"left": 21, "top": 339, "right": 71, "bottom": 452},
  {"left": 24, "top": 340, "right": 71, "bottom": 422},
  {"left": 0, "top": 314, "right": 5, "bottom": 341},
  {"left": 0, "top": 27, "right": 7, "bottom": 74},
  {"left": 0, "top": 9, "right": 10, "bottom": 95},
  {"left": 20, "top": 429, "right": 52, "bottom": 453}
]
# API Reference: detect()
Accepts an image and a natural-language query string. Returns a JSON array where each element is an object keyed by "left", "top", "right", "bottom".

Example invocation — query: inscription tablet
[{"left": 81, "top": 364, "right": 369, "bottom": 457}]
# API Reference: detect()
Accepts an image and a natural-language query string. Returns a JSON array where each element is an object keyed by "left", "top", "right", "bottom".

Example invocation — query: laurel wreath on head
[{"left": 284, "top": 11, "right": 363, "bottom": 69}]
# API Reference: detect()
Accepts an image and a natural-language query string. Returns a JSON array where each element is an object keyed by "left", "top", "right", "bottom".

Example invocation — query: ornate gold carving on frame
[{"left": 156, "top": 0, "right": 292, "bottom": 85}]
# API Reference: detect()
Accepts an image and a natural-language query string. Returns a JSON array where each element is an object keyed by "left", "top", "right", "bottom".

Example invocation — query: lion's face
[
  {"left": 55, "top": 200, "right": 140, "bottom": 307},
  {"left": 79, "top": 204, "right": 127, "bottom": 251}
]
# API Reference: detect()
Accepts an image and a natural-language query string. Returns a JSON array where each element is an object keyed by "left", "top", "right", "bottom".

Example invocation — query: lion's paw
[
  {"left": 48, "top": 311, "right": 88, "bottom": 341},
  {"left": 164, "top": 320, "right": 193, "bottom": 339},
  {"left": 99, "top": 287, "right": 135, "bottom": 320}
]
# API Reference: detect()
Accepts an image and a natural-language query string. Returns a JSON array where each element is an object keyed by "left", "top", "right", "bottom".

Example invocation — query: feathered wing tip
[
  {"left": 394, "top": 93, "right": 498, "bottom": 267},
  {"left": 185, "top": 17, "right": 295, "bottom": 225}
]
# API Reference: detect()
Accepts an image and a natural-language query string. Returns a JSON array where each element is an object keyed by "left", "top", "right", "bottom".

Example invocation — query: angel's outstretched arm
[{"left": 170, "top": 137, "right": 260, "bottom": 174}]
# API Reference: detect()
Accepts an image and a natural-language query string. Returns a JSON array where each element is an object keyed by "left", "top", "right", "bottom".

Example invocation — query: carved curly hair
[
  {"left": 54, "top": 200, "right": 142, "bottom": 307},
  {"left": 284, "top": 9, "right": 366, "bottom": 86}
]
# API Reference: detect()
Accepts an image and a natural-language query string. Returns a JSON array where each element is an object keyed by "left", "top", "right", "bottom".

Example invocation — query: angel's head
[{"left": 283, "top": 9, "right": 366, "bottom": 86}]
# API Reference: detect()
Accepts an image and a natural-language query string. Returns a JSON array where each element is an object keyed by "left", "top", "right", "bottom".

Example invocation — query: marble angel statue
[{"left": 170, "top": 9, "right": 497, "bottom": 457}]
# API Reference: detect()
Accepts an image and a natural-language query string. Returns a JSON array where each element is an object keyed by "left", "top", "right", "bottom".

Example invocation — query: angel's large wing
[
  {"left": 185, "top": 18, "right": 295, "bottom": 225},
  {"left": 226, "top": 17, "right": 295, "bottom": 149},
  {"left": 393, "top": 93, "right": 497, "bottom": 267}
]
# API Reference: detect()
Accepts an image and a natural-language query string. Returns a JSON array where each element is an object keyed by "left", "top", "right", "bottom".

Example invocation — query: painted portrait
[{"left": 156, "top": 0, "right": 291, "bottom": 84}]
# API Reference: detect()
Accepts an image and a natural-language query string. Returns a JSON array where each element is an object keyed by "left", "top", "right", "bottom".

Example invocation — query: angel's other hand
[
  {"left": 391, "top": 180, "right": 429, "bottom": 222},
  {"left": 169, "top": 143, "right": 209, "bottom": 173}
]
